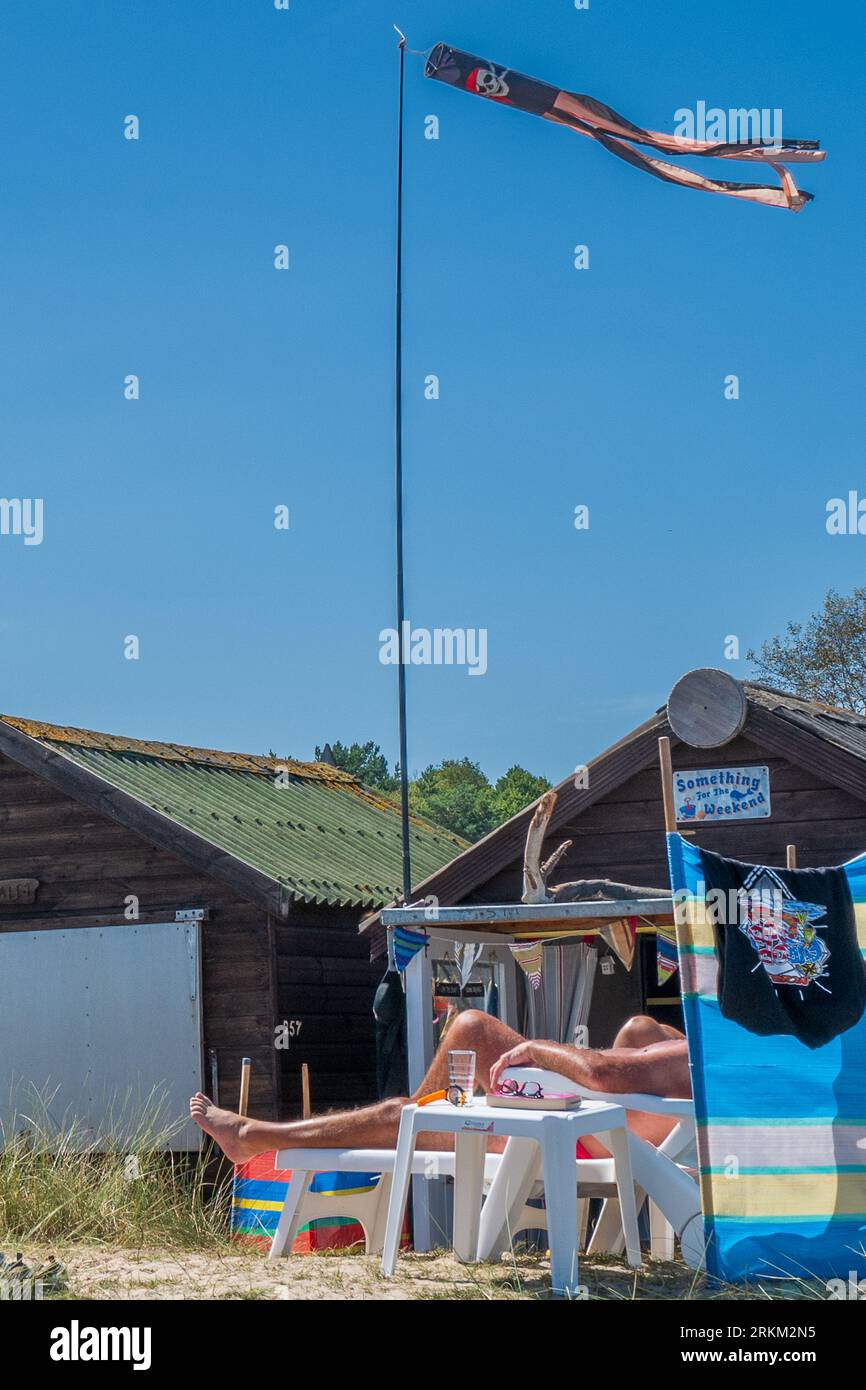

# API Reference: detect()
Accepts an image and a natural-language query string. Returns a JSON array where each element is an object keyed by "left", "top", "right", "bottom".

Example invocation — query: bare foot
[{"left": 189, "top": 1093, "right": 256, "bottom": 1163}]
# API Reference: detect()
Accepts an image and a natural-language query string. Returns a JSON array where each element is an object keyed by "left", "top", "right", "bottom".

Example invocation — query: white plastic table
[{"left": 381, "top": 1097, "right": 641, "bottom": 1297}]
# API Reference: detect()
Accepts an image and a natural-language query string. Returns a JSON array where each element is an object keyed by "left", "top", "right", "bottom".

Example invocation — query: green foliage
[
  {"left": 747, "top": 587, "right": 866, "bottom": 714},
  {"left": 491, "top": 765, "right": 552, "bottom": 825},
  {"left": 315, "top": 740, "right": 398, "bottom": 791},
  {"left": 409, "top": 758, "right": 497, "bottom": 842},
  {"left": 317, "top": 740, "right": 551, "bottom": 842}
]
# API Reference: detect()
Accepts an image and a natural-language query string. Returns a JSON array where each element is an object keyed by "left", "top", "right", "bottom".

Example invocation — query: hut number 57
[{"left": 275, "top": 1019, "right": 303, "bottom": 1049}]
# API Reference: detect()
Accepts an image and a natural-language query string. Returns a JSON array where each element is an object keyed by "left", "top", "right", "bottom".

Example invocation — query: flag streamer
[
  {"left": 425, "top": 43, "right": 824, "bottom": 211},
  {"left": 390, "top": 924, "right": 429, "bottom": 974},
  {"left": 510, "top": 940, "right": 544, "bottom": 991},
  {"left": 599, "top": 916, "right": 637, "bottom": 972}
]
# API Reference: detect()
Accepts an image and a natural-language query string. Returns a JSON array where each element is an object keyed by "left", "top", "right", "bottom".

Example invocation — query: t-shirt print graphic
[
  {"left": 739, "top": 866, "right": 830, "bottom": 995},
  {"left": 698, "top": 846, "right": 866, "bottom": 1049}
]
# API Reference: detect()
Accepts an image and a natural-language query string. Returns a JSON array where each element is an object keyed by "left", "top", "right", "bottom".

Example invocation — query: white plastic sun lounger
[
  {"left": 477, "top": 1067, "right": 703, "bottom": 1268},
  {"left": 268, "top": 1071, "right": 703, "bottom": 1268},
  {"left": 267, "top": 1146, "right": 502, "bottom": 1260}
]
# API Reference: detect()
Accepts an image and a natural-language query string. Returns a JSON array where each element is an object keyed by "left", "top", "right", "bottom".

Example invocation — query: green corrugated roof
[{"left": 0, "top": 717, "right": 465, "bottom": 909}]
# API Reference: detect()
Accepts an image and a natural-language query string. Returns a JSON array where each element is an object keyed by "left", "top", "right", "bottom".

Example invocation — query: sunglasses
[{"left": 496, "top": 1078, "right": 544, "bottom": 1098}]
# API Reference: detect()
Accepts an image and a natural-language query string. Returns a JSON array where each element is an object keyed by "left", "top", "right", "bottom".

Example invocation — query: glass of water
[{"left": 448, "top": 1049, "right": 476, "bottom": 1106}]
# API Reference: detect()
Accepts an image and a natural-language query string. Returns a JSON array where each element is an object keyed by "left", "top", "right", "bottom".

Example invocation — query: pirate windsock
[
  {"left": 390, "top": 925, "right": 429, "bottom": 974},
  {"left": 510, "top": 941, "right": 544, "bottom": 991},
  {"left": 425, "top": 43, "right": 824, "bottom": 211}
]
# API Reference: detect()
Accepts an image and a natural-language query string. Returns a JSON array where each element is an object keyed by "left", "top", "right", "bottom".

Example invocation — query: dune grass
[{"left": 0, "top": 1088, "right": 232, "bottom": 1252}]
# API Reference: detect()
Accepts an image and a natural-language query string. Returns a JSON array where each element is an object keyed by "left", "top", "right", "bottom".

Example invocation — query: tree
[
  {"left": 314, "top": 740, "right": 397, "bottom": 791},
  {"left": 408, "top": 759, "right": 497, "bottom": 842},
  {"left": 314, "top": 739, "right": 550, "bottom": 841},
  {"left": 747, "top": 587, "right": 866, "bottom": 714},
  {"left": 491, "top": 765, "right": 551, "bottom": 824}
]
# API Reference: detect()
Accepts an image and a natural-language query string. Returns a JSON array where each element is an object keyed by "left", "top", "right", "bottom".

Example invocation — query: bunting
[
  {"left": 389, "top": 925, "right": 429, "bottom": 974},
  {"left": 510, "top": 940, "right": 544, "bottom": 990},
  {"left": 425, "top": 43, "right": 824, "bottom": 211},
  {"left": 599, "top": 916, "right": 637, "bottom": 971}
]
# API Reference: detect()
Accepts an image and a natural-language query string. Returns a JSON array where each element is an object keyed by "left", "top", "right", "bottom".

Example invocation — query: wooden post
[
  {"left": 301, "top": 1062, "right": 311, "bottom": 1120},
  {"left": 786, "top": 845, "right": 797, "bottom": 869},
  {"left": 658, "top": 736, "right": 677, "bottom": 833},
  {"left": 238, "top": 1056, "right": 251, "bottom": 1118}
]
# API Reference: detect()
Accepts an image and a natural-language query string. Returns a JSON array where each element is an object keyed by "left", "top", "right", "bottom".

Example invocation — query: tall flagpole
[{"left": 393, "top": 25, "right": 412, "bottom": 904}]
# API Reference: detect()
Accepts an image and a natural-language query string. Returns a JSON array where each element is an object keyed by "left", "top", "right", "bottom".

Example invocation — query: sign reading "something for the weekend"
[{"left": 674, "top": 765, "right": 771, "bottom": 823}]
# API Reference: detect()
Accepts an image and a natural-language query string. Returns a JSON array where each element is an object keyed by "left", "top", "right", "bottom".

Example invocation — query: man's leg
[
  {"left": 190, "top": 1009, "right": 523, "bottom": 1162},
  {"left": 413, "top": 1009, "right": 524, "bottom": 1099},
  {"left": 612, "top": 1014, "right": 685, "bottom": 1049}
]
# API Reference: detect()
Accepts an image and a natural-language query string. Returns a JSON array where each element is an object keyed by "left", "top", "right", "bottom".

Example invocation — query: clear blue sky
[{"left": 2, "top": 0, "right": 862, "bottom": 783}]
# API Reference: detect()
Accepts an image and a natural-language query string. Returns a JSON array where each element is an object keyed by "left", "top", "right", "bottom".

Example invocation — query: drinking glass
[{"left": 447, "top": 1049, "right": 476, "bottom": 1106}]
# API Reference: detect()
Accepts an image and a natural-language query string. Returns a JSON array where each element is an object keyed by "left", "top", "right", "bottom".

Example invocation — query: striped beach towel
[{"left": 667, "top": 833, "right": 866, "bottom": 1283}]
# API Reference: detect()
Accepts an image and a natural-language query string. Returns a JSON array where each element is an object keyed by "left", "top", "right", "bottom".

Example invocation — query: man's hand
[{"left": 489, "top": 1040, "right": 536, "bottom": 1093}]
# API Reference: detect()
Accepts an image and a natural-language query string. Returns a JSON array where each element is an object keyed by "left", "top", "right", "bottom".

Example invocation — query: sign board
[
  {"left": 0, "top": 878, "right": 39, "bottom": 906},
  {"left": 673, "top": 766, "right": 771, "bottom": 822}
]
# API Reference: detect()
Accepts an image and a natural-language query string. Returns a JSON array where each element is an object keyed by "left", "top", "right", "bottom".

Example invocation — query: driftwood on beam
[{"left": 522, "top": 789, "right": 669, "bottom": 906}]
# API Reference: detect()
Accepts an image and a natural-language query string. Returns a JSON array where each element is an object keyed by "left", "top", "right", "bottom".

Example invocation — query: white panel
[{"left": 0, "top": 921, "right": 203, "bottom": 1150}]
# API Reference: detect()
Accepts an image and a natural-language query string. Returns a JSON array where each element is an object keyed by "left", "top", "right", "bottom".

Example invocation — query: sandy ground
[{"left": 11, "top": 1243, "right": 823, "bottom": 1301}]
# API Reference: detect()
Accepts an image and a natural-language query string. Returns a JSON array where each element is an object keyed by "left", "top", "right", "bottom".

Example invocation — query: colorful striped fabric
[
  {"left": 231, "top": 1153, "right": 379, "bottom": 1251},
  {"left": 667, "top": 833, "right": 866, "bottom": 1283},
  {"left": 390, "top": 925, "right": 429, "bottom": 974},
  {"left": 655, "top": 921, "right": 679, "bottom": 986}
]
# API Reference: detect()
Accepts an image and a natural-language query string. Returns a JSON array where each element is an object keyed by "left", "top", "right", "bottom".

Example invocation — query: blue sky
[{"left": 2, "top": 0, "right": 862, "bottom": 782}]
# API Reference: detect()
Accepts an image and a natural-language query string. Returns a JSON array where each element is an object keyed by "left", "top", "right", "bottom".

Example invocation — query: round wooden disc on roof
[{"left": 666, "top": 668, "right": 747, "bottom": 748}]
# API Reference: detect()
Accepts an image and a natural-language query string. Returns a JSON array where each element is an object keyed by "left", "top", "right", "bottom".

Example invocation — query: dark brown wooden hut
[{"left": 0, "top": 715, "right": 463, "bottom": 1141}]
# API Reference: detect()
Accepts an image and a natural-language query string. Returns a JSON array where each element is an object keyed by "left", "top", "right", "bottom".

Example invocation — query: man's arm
[{"left": 488, "top": 1037, "right": 690, "bottom": 1098}]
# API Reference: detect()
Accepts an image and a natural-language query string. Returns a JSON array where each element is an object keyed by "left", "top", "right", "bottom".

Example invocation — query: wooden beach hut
[
  {"left": 0, "top": 714, "right": 463, "bottom": 1146},
  {"left": 364, "top": 668, "right": 866, "bottom": 1052}
]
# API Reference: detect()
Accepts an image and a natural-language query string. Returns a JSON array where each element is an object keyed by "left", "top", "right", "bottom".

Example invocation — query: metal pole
[{"left": 393, "top": 25, "right": 412, "bottom": 904}]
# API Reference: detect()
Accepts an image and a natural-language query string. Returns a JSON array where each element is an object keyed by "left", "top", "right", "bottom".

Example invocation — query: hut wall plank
[{"left": 273, "top": 906, "right": 381, "bottom": 1115}]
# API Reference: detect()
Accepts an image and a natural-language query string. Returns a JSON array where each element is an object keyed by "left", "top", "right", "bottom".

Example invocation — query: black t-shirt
[{"left": 699, "top": 846, "right": 866, "bottom": 1049}]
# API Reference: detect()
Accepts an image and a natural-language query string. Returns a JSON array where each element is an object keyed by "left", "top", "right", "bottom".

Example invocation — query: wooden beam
[
  {"left": 238, "top": 1058, "right": 251, "bottom": 1117},
  {"left": 658, "top": 736, "right": 677, "bottom": 834},
  {"left": 382, "top": 900, "right": 673, "bottom": 932}
]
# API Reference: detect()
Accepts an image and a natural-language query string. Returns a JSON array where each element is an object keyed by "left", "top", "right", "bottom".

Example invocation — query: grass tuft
[{"left": 0, "top": 1086, "right": 232, "bottom": 1252}]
